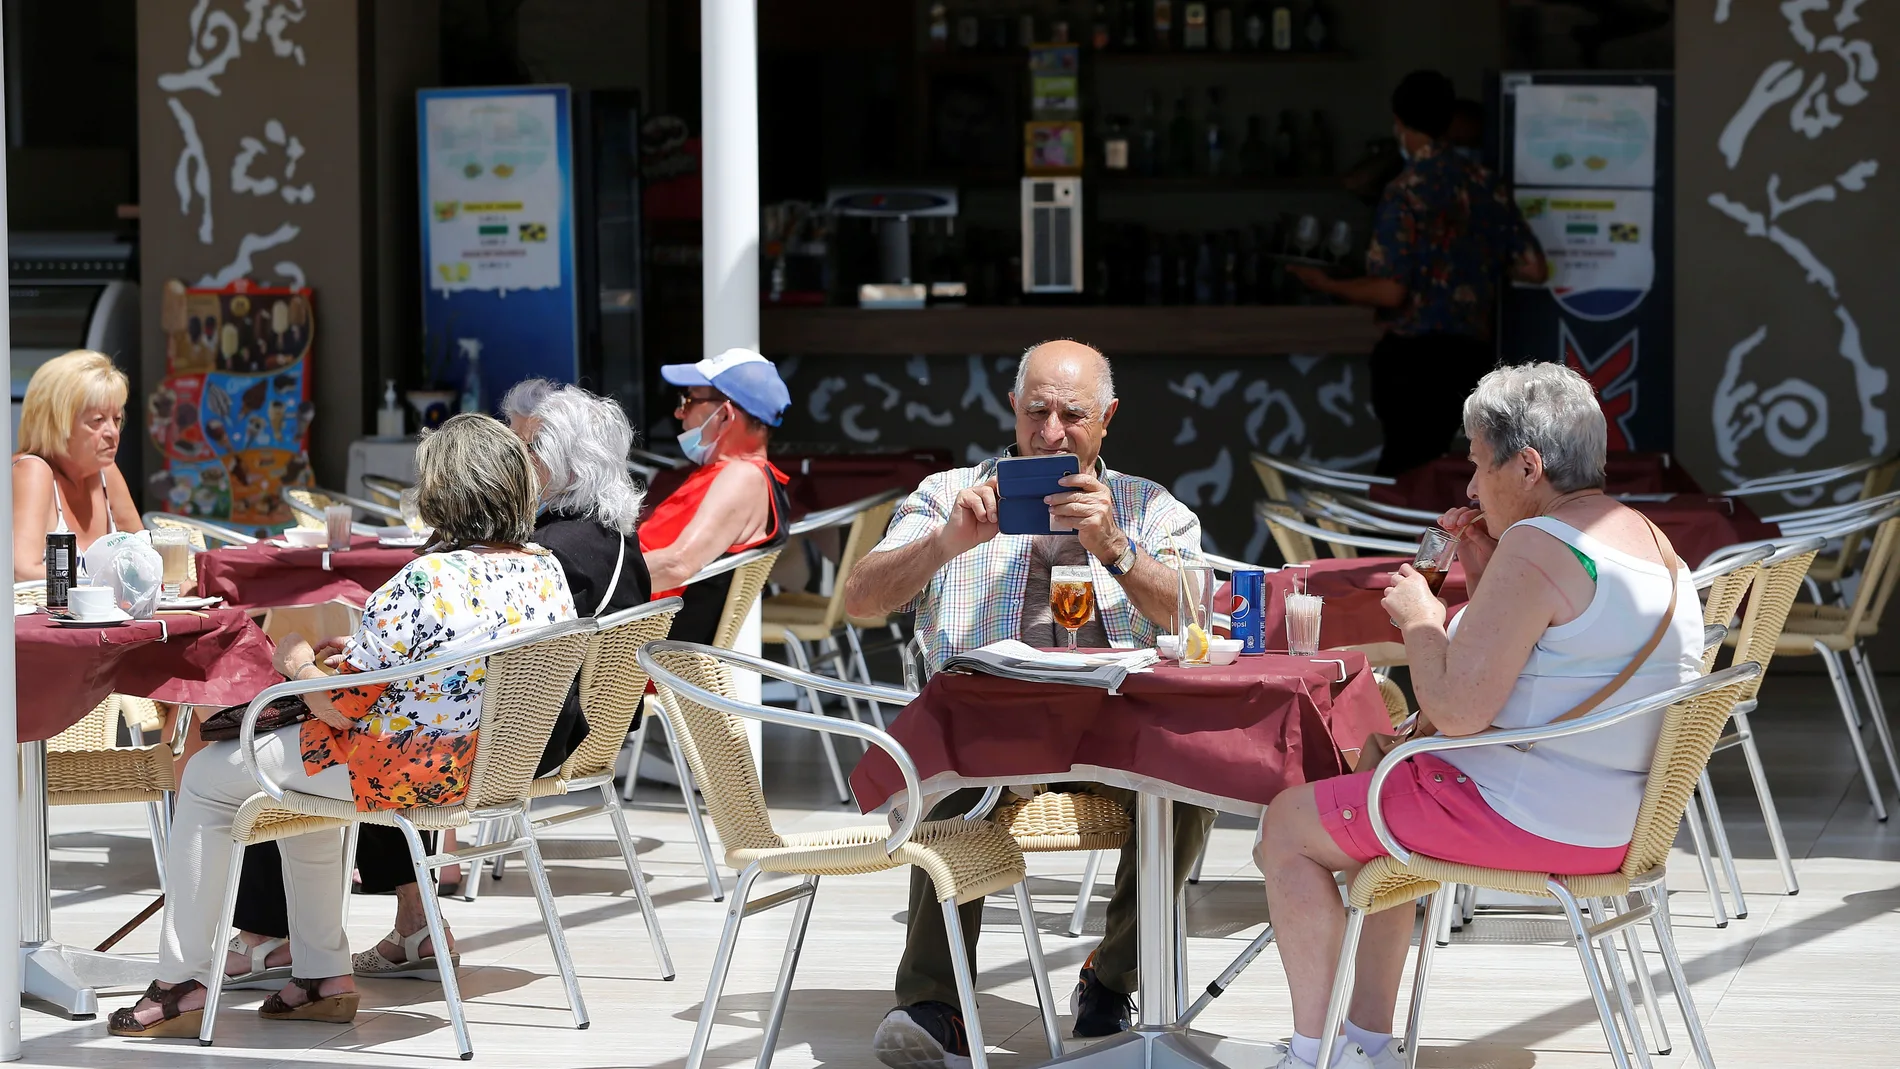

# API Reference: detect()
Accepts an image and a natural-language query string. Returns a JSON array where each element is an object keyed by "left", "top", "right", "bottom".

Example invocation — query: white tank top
[
  {"left": 1441, "top": 516, "right": 1704, "bottom": 848},
  {"left": 14, "top": 455, "right": 115, "bottom": 539}
]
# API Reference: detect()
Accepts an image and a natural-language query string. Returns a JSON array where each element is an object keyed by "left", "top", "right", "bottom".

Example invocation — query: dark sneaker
[
  {"left": 1069, "top": 953, "right": 1134, "bottom": 1038},
  {"left": 873, "top": 1001, "right": 972, "bottom": 1069}
]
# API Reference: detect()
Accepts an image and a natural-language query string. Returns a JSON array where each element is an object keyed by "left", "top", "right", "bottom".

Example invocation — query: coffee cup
[{"left": 67, "top": 585, "right": 120, "bottom": 620}]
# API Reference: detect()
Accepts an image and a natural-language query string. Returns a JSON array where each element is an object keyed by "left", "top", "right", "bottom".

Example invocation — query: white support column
[
  {"left": 0, "top": 10, "right": 23, "bottom": 1057},
  {"left": 701, "top": 0, "right": 767, "bottom": 752}
]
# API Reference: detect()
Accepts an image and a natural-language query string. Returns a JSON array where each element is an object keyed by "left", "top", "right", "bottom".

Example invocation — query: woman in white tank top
[{"left": 1252, "top": 364, "right": 1704, "bottom": 1069}]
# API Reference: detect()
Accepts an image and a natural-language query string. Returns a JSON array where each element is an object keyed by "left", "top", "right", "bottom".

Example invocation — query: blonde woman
[{"left": 12, "top": 350, "right": 143, "bottom": 579}]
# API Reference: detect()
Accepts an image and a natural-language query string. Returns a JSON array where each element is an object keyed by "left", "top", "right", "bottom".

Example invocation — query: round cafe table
[
  {"left": 196, "top": 535, "right": 419, "bottom": 610},
  {"left": 14, "top": 607, "right": 278, "bottom": 1017},
  {"left": 850, "top": 651, "right": 1391, "bottom": 1068}
]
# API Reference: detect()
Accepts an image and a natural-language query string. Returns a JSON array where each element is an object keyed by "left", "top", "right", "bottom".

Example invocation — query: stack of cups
[{"left": 1283, "top": 564, "right": 1323, "bottom": 657}]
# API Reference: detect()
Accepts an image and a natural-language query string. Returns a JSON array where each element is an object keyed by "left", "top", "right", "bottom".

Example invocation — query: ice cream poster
[{"left": 149, "top": 280, "right": 315, "bottom": 530}]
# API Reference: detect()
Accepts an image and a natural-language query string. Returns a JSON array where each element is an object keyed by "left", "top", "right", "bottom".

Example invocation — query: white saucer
[
  {"left": 48, "top": 608, "right": 134, "bottom": 627},
  {"left": 158, "top": 595, "right": 224, "bottom": 610}
]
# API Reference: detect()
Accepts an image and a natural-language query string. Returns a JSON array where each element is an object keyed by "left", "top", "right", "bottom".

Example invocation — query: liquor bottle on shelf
[
  {"left": 1152, "top": 0, "right": 1174, "bottom": 50},
  {"left": 1183, "top": 1, "right": 1208, "bottom": 48},
  {"left": 1273, "top": 109, "right": 1299, "bottom": 176},
  {"left": 956, "top": 4, "right": 982, "bottom": 48},
  {"left": 1121, "top": 0, "right": 1141, "bottom": 48},
  {"left": 1238, "top": 113, "right": 1272, "bottom": 176},
  {"left": 1302, "top": 0, "right": 1330, "bottom": 50},
  {"left": 1243, "top": 0, "right": 1268, "bottom": 49},
  {"left": 1020, "top": 8, "right": 1039, "bottom": 47},
  {"left": 984, "top": 1, "right": 1012, "bottom": 51},
  {"left": 1204, "top": 86, "right": 1228, "bottom": 175},
  {"left": 1193, "top": 234, "right": 1215, "bottom": 305},
  {"left": 1092, "top": 1, "right": 1112, "bottom": 48},
  {"left": 929, "top": 2, "right": 950, "bottom": 50},
  {"left": 1221, "top": 230, "right": 1241, "bottom": 304},
  {"left": 1053, "top": 0, "right": 1075, "bottom": 43},
  {"left": 1103, "top": 114, "right": 1132, "bottom": 170},
  {"left": 1168, "top": 93, "right": 1196, "bottom": 176},
  {"left": 1138, "top": 91, "right": 1162, "bottom": 175},
  {"left": 1270, "top": 2, "right": 1292, "bottom": 50},
  {"left": 1171, "top": 232, "right": 1193, "bottom": 305},
  {"left": 1142, "top": 232, "right": 1165, "bottom": 304},
  {"left": 1303, "top": 108, "right": 1334, "bottom": 176},
  {"left": 1212, "top": 1, "right": 1235, "bottom": 49}
]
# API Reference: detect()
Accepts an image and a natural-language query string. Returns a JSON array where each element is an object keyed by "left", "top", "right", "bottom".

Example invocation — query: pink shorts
[{"left": 1315, "top": 753, "right": 1629, "bottom": 874}]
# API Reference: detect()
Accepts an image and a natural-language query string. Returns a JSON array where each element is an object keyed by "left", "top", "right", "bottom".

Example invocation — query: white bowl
[
  {"left": 1207, "top": 638, "right": 1244, "bottom": 666},
  {"left": 283, "top": 528, "right": 327, "bottom": 548},
  {"left": 1157, "top": 634, "right": 1182, "bottom": 659}
]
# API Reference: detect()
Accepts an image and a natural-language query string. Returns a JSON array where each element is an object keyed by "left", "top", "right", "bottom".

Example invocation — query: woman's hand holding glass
[{"left": 1382, "top": 563, "right": 1447, "bottom": 632}]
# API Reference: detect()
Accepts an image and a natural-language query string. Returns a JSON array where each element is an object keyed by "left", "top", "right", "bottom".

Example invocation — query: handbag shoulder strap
[
  {"left": 1542, "top": 516, "right": 1681, "bottom": 727},
  {"left": 597, "top": 533, "right": 627, "bottom": 616}
]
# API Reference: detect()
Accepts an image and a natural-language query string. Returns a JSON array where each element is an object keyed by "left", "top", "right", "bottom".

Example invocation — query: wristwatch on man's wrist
[{"left": 1104, "top": 540, "right": 1140, "bottom": 576}]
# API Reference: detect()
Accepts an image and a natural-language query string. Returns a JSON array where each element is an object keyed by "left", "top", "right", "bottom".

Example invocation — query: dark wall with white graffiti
[{"left": 772, "top": 353, "right": 1379, "bottom": 562}]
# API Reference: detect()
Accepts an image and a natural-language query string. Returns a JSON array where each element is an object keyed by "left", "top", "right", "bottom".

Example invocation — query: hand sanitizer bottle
[{"left": 377, "top": 379, "right": 405, "bottom": 437}]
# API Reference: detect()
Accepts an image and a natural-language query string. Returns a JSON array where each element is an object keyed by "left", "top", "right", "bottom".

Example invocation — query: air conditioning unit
[{"left": 1021, "top": 177, "right": 1082, "bottom": 294}]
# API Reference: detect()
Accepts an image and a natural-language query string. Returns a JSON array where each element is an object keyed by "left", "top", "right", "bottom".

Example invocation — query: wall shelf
[{"left": 762, "top": 305, "right": 1381, "bottom": 356}]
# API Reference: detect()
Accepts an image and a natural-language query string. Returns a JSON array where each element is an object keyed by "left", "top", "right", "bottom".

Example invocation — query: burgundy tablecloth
[
  {"left": 645, "top": 449, "right": 954, "bottom": 523},
  {"left": 849, "top": 651, "right": 1392, "bottom": 817},
  {"left": 1371, "top": 452, "right": 1703, "bottom": 512},
  {"left": 1261, "top": 556, "right": 1469, "bottom": 651},
  {"left": 17, "top": 608, "right": 279, "bottom": 743},
  {"left": 196, "top": 536, "right": 418, "bottom": 609}
]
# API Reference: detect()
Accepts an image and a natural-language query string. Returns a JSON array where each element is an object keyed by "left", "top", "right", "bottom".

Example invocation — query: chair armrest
[
  {"left": 960, "top": 785, "right": 1005, "bottom": 821},
  {"left": 1703, "top": 624, "right": 1728, "bottom": 653},
  {"left": 1727, "top": 457, "right": 1880, "bottom": 496},
  {"left": 1333, "top": 491, "right": 1445, "bottom": 523},
  {"left": 1690, "top": 543, "right": 1773, "bottom": 589},
  {"left": 684, "top": 545, "right": 778, "bottom": 587},
  {"left": 1363, "top": 662, "right": 1760, "bottom": 864},
  {"left": 675, "top": 638, "right": 918, "bottom": 706},
  {"left": 1253, "top": 452, "right": 1395, "bottom": 488},
  {"left": 1256, "top": 501, "right": 1419, "bottom": 555},
  {"left": 787, "top": 487, "right": 906, "bottom": 537},
  {"left": 237, "top": 617, "right": 599, "bottom": 802},
  {"left": 638, "top": 639, "right": 926, "bottom": 855}
]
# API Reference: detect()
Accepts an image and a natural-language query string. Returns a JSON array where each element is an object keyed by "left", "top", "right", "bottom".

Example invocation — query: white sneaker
[
  {"left": 1271, "top": 1043, "right": 1377, "bottom": 1069},
  {"left": 1360, "top": 1039, "right": 1405, "bottom": 1069}
]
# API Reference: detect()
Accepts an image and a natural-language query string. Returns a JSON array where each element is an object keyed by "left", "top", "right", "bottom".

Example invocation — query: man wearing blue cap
[{"left": 640, "top": 347, "right": 794, "bottom": 646}]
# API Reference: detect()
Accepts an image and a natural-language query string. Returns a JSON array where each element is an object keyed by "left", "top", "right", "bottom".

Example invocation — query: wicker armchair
[
  {"left": 1309, "top": 663, "right": 1759, "bottom": 1069},
  {"left": 196, "top": 617, "right": 600, "bottom": 1058},
  {"left": 641, "top": 639, "right": 1064, "bottom": 1069},
  {"left": 281, "top": 486, "right": 397, "bottom": 535},
  {"left": 143, "top": 511, "right": 258, "bottom": 547},
  {"left": 621, "top": 547, "right": 783, "bottom": 902},
  {"left": 47, "top": 694, "right": 177, "bottom": 891},
  {"left": 763, "top": 491, "right": 902, "bottom": 804},
  {"left": 455, "top": 600, "right": 682, "bottom": 980}
]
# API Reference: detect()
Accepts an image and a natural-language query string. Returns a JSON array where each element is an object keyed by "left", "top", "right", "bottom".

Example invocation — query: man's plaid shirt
[{"left": 873, "top": 454, "right": 1204, "bottom": 668}]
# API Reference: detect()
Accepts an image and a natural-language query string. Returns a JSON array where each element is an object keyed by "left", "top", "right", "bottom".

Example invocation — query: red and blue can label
[{"left": 1231, "top": 569, "right": 1267, "bottom": 654}]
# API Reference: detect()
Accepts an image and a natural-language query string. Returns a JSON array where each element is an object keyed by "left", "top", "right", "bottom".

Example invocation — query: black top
[
  {"left": 533, "top": 509, "right": 654, "bottom": 776},
  {"left": 671, "top": 474, "right": 793, "bottom": 648}
]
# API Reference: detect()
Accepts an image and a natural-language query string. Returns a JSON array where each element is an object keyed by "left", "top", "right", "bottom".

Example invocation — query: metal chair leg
[
  {"left": 1014, "top": 883, "right": 1064, "bottom": 1059},
  {"left": 1434, "top": 884, "right": 1455, "bottom": 947},
  {"left": 1174, "top": 886, "right": 1189, "bottom": 1019},
  {"left": 1818, "top": 642, "right": 1888, "bottom": 820},
  {"left": 1732, "top": 710, "right": 1800, "bottom": 894},
  {"left": 1549, "top": 881, "right": 1636, "bottom": 1069},
  {"left": 820, "top": 634, "right": 872, "bottom": 743},
  {"left": 1697, "top": 772, "right": 1748, "bottom": 919},
  {"left": 1680, "top": 803, "right": 1730, "bottom": 927},
  {"left": 1614, "top": 901, "right": 1673, "bottom": 1056},
  {"left": 195, "top": 842, "right": 247, "bottom": 1046},
  {"left": 943, "top": 897, "right": 992, "bottom": 1069},
  {"left": 661, "top": 711, "right": 727, "bottom": 901},
  {"left": 756, "top": 877, "right": 819, "bottom": 1069},
  {"left": 461, "top": 819, "right": 490, "bottom": 903},
  {"left": 1067, "top": 850, "right": 1104, "bottom": 936},
  {"left": 1849, "top": 643, "right": 1900, "bottom": 800},
  {"left": 144, "top": 801, "right": 169, "bottom": 895},
  {"left": 1646, "top": 884, "right": 1719, "bottom": 1069},
  {"left": 686, "top": 864, "right": 764, "bottom": 1069},
  {"left": 516, "top": 811, "right": 591, "bottom": 1029},
  {"left": 1585, "top": 899, "right": 1653, "bottom": 1069},
  {"left": 601, "top": 783, "right": 676, "bottom": 980},
  {"left": 394, "top": 816, "right": 473, "bottom": 1059},
  {"left": 621, "top": 712, "right": 651, "bottom": 803},
  {"left": 340, "top": 823, "right": 360, "bottom": 917},
  {"left": 1187, "top": 838, "right": 1207, "bottom": 884},
  {"left": 1404, "top": 891, "right": 1451, "bottom": 1069},
  {"left": 783, "top": 634, "right": 851, "bottom": 803},
  {"left": 1314, "top": 906, "right": 1366, "bottom": 1069},
  {"left": 844, "top": 624, "right": 888, "bottom": 730}
]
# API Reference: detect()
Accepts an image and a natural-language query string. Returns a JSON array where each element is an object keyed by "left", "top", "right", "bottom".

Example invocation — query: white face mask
[{"left": 676, "top": 405, "right": 727, "bottom": 465}]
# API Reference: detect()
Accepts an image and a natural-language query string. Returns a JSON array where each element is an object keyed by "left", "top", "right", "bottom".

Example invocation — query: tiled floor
[{"left": 16, "top": 669, "right": 1900, "bottom": 1068}]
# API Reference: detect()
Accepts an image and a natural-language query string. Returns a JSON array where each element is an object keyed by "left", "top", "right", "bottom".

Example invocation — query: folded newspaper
[{"left": 939, "top": 640, "right": 1160, "bottom": 695}]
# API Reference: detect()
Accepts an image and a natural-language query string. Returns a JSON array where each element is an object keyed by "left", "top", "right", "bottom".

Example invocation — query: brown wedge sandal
[
  {"left": 107, "top": 980, "right": 206, "bottom": 1038},
  {"left": 258, "top": 977, "right": 360, "bottom": 1023}
]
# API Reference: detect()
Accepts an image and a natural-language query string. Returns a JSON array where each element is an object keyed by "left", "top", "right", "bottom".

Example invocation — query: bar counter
[{"left": 762, "top": 305, "right": 1382, "bottom": 357}]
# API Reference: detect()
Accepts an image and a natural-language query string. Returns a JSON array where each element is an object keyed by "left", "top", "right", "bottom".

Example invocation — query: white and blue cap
[{"left": 661, "top": 348, "right": 792, "bottom": 427}]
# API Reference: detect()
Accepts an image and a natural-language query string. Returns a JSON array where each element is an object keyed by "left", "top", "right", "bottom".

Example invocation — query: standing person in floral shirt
[{"left": 1292, "top": 70, "right": 1548, "bottom": 476}]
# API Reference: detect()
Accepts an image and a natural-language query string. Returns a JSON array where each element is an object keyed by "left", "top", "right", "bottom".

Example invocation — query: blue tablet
[{"left": 995, "top": 454, "right": 1081, "bottom": 536}]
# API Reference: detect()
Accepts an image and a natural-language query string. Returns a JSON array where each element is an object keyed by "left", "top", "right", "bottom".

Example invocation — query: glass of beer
[
  {"left": 1413, "top": 527, "right": 1457, "bottom": 595},
  {"left": 152, "top": 527, "right": 193, "bottom": 601},
  {"left": 1050, "top": 565, "right": 1096, "bottom": 652}
]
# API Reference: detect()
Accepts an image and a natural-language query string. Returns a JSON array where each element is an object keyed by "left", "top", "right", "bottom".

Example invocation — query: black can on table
[{"left": 44, "top": 532, "right": 77, "bottom": 609}]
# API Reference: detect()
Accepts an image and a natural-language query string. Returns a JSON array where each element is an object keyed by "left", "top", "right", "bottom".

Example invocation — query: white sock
[
  {"left": 1289, "top": 1033, "right": 1353, "bottom": 1066},
  {"left": 1344, "top": 1020, "right": 1392, "bottom": 1058}
]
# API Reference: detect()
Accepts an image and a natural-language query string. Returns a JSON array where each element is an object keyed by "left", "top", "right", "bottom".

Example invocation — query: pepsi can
[{"left": 1231, "top": 568, "right": 1267, "bottom": 655}]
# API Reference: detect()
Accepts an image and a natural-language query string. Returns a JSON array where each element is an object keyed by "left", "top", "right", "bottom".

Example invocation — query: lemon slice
[{"left": 1185, "top": 623, "right": 1210, "bottom": 662}]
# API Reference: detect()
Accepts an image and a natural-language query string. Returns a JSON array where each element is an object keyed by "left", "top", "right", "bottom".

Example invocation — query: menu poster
[
  {"left": 423, "top": 91, "right": 568, "bottom": 294},
  {"left": 1515, "top": 189, "right": 1655, "bottom": 320},
  {"left": 1513, "top": 84, "right": 1658, "bottom": 189}
]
